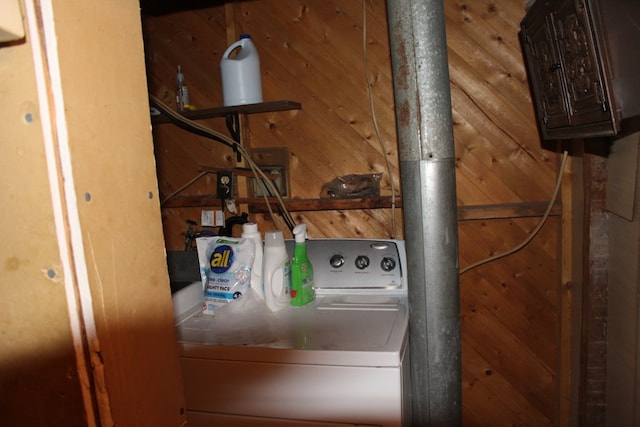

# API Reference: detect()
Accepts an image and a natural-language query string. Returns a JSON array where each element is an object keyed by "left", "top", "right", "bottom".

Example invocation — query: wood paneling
[
  {"left": 459, "top": 216, "right": 559, "bottom": 426},
  {"left": 142, "top": 0, "right": 565, "bottom": 425}
]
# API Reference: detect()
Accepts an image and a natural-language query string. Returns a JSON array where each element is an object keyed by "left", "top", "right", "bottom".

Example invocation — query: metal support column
[{"left": 385, "top": 0, "right": 462, "bottom": 425}]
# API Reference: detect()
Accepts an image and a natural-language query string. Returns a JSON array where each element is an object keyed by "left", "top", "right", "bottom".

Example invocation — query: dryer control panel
[{"left": 286, "top": 239, "right": 406, "bottom": 292}]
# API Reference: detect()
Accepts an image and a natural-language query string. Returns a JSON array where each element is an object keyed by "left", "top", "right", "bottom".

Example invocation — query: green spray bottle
[{"left": 291, "top": 223, "right": 315, "bottom": 306}]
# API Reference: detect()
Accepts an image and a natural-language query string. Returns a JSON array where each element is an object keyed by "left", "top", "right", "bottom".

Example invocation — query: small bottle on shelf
[{"left": 175, "top": 65, "right": 190, "bottom": 112}]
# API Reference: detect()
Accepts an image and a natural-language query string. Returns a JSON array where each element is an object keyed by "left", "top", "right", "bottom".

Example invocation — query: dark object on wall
[
  {"left": 140, "top": 0, "right": 225, "bottom": 16},
  {"left": 217, "top": 212, "right": 249, "bottom": 237},
  {"left": 320, "top": 173, "right": 382, "bottom": 199},
  {"left": 520, "top": 0, "right": 640, "bottom": 140}
]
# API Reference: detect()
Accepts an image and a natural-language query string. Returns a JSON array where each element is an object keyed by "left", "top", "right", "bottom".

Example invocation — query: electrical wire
[
  {"left": 459, "top": 150, "right": 569, "bottom": 275},
  {"left": 149, "top": 94, "right": 297, "bottom": 233},
  {"left": 160, "top": 171, "right": 208, "bottom": 205},
  {"left": 362, "top": 0, "right": 398, "bottom": 239},
  {"left": 360, "top": 0, "right": 563, "bottom": 274}
]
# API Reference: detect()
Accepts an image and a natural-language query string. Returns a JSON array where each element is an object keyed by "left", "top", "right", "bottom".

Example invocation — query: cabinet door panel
[
  {"left": 522, "top": 10, "right": 571, "bottom": 133},
  {"left": 519, "top": 0, "right": 632, "bottom": 139},
  {"left": 554, "top": 0, "right": 615, "bottom": 132}
]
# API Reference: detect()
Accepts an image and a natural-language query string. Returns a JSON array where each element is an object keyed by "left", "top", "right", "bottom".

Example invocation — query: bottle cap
[
  {"left": 177, "top": 65, "right": 184, "bottom": 83},
  {"left": 242, "top": 222, "right": 259, "bottom": 235},
  {"left": 292, "top": 223, "right": 307, "bottom": 243},
  {"left": 264, "top": 230, "right": 285, "bottom": 247}
]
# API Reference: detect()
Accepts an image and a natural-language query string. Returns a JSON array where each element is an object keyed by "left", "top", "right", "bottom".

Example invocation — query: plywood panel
[
  {"left": 45, "top": 0, "right": 188, "bottom": 425},
  {"left": 0, "top": 4, "right": 86, "bottom": 424}
]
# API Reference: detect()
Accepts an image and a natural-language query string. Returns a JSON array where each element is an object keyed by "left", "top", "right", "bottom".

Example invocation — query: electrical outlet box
[
  {"left": 216, "top": 170, "right": 233, "bottom": 198},
  {"left": 251, "top": 147, "right": 290, "bottom": 198}
]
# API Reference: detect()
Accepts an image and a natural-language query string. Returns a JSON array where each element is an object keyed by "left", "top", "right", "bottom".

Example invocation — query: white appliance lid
[
  {"left": 173, "top": 238, "right": 409, "bottom": 367},
  {"left": 177, "top": 294, "right": 408, "bottom": 367}
]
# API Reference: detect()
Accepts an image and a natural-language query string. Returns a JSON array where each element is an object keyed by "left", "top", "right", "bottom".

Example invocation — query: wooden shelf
[
  {"left": 162, "top": 196, "right": 397, "bottom": 212},
  {"left": 161, "top": 196, "right": 561, "bottom": 219},
  {"left": 151, "top": 100, "right": 301, "bottom": 124}
]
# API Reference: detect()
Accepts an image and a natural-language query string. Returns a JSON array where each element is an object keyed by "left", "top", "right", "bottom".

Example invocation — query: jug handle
[
  {"left": 222, "top": 40, "right": 243, "bottom": 60},
  {"left": 270, "top": 267, "right": 284, "bottom": 299}
]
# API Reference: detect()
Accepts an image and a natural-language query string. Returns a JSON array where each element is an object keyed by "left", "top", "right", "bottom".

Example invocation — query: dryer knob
[
  {"left": 330, "top": 254, "right": 345, "bottom": 269},
  {"left": 381, "top": 257, "right": 396, "bottom": 272},
  {"left": 355, "top": 255, "right": 370, "bottom": 270}
]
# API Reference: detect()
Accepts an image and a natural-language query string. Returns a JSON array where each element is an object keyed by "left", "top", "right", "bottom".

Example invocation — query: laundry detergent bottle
[
  {"left": 220, "top": 34, "right": 263, "bottom": 106},
  {"left": 241, "top": 222, "right": 264, "bottom": 299},
  {"left": 291, "top": 223, "right": 315, "bottom": 306},
  {"left": 262, "top": 230, "right": 291, "bottom": 311}
]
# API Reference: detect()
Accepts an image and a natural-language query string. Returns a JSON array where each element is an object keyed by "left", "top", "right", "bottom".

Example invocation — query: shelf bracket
[{"left": 225, "top": 112, "right": 242, "bottom": 162}]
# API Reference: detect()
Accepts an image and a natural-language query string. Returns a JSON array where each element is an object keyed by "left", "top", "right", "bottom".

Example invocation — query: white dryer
[{"left": 172, "top": 239, "right": 410, "bottom": 427}]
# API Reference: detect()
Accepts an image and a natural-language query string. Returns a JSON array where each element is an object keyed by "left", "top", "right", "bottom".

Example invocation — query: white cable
[
  {"left": 363, "top": 0, "right": 397, "bottom": 238},
  {"left": 160, "top": 171, "right": 208, "bottom": 205},
  {"left": 150, "top": 94, "right": 296, "bottom": 231},
  {"left": 459, "top": 150, "right": 569, "bottom": 275}
]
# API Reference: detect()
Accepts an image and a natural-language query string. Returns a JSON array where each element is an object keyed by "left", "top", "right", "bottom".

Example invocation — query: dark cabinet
[{"left": 520, "top": 0, "right": 640, "bottom": 140}]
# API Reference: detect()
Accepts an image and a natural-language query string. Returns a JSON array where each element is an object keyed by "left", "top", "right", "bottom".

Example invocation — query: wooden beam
[
  {"left": 558, "top": 150, "right": 574, "bottom": 427},
  {"left": 578, "top": 149, "right": 609, "bottom": 425},
  {"left": 456, "top": 201, "right": 562, "bottom": 220}
]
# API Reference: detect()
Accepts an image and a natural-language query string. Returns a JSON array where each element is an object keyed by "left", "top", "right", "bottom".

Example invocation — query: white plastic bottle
[
  {"left": 241, "top": 222, "right": 264, "bottom": 299},
  {"left": 262, "top": 230, "right": 291, "bottom": 312},
  {"left": 220, "top": 34, "right": 263, "bottom": 106}
]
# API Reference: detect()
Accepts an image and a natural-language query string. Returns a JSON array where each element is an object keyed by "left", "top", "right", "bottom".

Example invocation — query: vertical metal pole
[{"left": 385, "top": 0, "right": 462, "bottom": 425}]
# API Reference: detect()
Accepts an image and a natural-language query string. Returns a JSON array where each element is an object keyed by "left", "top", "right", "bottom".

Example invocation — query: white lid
[
  {"left": 242, "top": 222, "right": 259, "bottom": 235},
  {"left": 264, "top": 230, "right": 285, "bottom": 247}
]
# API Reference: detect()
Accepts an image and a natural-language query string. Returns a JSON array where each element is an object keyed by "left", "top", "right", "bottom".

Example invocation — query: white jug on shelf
[{"left": 220, "top": 34, "right": 263, "bottom": 106}]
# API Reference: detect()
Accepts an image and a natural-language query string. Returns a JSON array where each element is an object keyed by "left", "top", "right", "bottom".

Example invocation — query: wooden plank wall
[{"left": 142, "top": 0, "right": 564, "bottom": 425}]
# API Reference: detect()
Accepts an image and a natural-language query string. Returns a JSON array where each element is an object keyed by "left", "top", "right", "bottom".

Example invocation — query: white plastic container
[
  {"left": 220, "top": 34, "right": 263, "bottom": 106},
  {"left": 241, "top": 223, "right": 264, "bottom": 299},
  {"left": 262, "top": 230, "right": 291, "bottom": 312}
]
